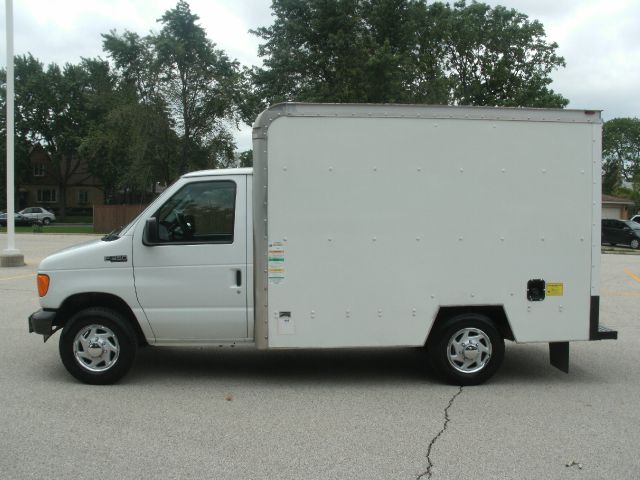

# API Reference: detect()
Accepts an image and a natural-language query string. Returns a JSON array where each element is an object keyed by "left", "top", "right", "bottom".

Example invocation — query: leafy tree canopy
[
  {"left": 603, "top": 118, "right": 640, "bottom": 183},
  {"left": 251, "top": 0, "right": 568, "bottom": 111},
  {"left": 104, "top": 1, "right": 244, "bottom": 175},
  {"left": 602, "top": 117, "right": 640, "bottom": 210}
]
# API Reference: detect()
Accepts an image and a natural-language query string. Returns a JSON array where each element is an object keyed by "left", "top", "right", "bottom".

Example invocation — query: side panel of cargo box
[{"left": 253, "top": 104, "right": 601, "bottom": 349}]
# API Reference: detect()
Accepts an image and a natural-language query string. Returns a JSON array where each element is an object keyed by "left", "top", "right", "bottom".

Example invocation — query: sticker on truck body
[
  {"left": 546, "top": 283, "right": 564, "bottom": 296},
  {"left": 268, "top": 242, "right": 285, "bottom": 284},
  {"left": 278, "top": 311, "right": 295, "bottom": 335}
]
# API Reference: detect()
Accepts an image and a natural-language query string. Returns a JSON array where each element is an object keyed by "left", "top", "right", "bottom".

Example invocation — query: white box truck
[{"left": 28, "top": 103, "right": 617, "bottom": 385}]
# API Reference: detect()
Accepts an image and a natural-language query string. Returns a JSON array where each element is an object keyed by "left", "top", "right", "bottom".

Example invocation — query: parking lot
[{"left": 1, "top": 233, "right": 639, "bottom": 479}]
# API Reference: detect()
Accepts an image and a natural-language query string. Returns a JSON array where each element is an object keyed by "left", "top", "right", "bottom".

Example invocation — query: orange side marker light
[{"left": 37, "top": 274, "right": 50, "bottom": 297}]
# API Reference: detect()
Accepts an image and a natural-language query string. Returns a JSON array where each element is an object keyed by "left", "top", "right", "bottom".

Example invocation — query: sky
[{"left": 1, "top": 0, "right": 639, "bottom": 152}]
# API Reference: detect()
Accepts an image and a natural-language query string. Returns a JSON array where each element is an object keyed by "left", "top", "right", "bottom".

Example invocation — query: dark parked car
[
  {"left": 602, "top": 219, "right": 640, "bottom": 249},
  {"left": 0, "top": 212, "right": 37, "bottom": 227}
]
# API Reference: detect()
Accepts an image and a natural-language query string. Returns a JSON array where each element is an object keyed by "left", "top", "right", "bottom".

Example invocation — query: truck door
[{"left": 132, "top": 175, "right": 248, "bottom": 342}]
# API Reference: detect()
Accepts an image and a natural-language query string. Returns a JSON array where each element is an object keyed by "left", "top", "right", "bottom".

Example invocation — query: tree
[
  {"left": 152, "top": 0, "right": 243, "bottom": 174},
  {"left": 80, "top": 103, "right": 180, "bottom": 204},
  {"left": 602, "top": 118, "right": 640, "bottom": 185},
  {"left": 101, "top": 30, "right": 163, "bottom": 107},
  {"left": 602, "top": 160, "right": 622, "bottom": 195},
  {"left": 238, "top": 150, "right": 253, "bottom": 168},
  {"left": 103, "top": 2, "right": 244, "bottom": 177},
  {"left": 602, "top": 118, "right": 640, "bottom": 214},
  {"left": 251, "top": 0, "right": 377, "bottom": 105},
  {"left": 0, "top": 68, "right": 32, "bottom": 210},
  {"left": 6, "top": 55, "right": 117, "bottom": 217},
  {"left": 251, "top": 0, "right": 568, "bottom": 110},
  {"left": 97, "top": 30, "right": 179, "bottom": 201},
  {"left": 442, "top": 1, "right": 567, "bottom": 107}
]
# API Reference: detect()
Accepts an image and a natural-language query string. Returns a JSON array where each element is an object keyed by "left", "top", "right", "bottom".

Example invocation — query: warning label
[
  {"left": 268, "top": 242, "right": 285, "bottom": 284},
  {"left": 546, "top": 283, "right": 564, "bottom": 296}
]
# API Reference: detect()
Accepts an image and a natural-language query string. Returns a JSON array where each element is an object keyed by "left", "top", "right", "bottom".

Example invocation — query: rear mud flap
[{"left": 549, "top": 342, "right": 569, "bottom": 373}]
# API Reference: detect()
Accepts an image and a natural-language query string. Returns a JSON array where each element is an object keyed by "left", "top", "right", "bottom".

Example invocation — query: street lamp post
[{"left": 1, "top": 0, "right": 25, "bottom": 267}]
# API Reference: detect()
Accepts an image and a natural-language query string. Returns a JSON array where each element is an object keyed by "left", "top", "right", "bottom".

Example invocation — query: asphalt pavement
[{"left": 0, "top": 233, "right": 638, "bottom": 479}]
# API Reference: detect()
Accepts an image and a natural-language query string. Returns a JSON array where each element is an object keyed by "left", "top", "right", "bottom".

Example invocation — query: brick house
[{"left": 18, "top": 144, "right": 104, "bottom": 216}]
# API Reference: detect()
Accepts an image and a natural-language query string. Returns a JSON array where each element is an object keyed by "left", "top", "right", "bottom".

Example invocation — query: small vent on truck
[{"left": 527, "top": 279, "right": 546, "bottom": 301}]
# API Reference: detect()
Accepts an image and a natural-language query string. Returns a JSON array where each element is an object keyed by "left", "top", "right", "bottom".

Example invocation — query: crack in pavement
[{"left": 416, "top": 386, "right": 463, "bottom": 480}]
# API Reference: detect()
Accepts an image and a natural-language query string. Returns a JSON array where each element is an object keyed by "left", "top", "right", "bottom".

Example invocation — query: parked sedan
[
  {"left": 602, "top": 219, "right": 640, "bottom": 249},
  {"left": 19, "top": 207, "right": 56, "bottom": 225},
  {"left": 0, "top": 212, "right": 36, "bottom": 227}
]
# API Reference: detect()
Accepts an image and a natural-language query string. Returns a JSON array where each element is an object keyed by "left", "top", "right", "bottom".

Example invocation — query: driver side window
[{"left": 156, "top": 180, "right": 236, "bottom": 244}]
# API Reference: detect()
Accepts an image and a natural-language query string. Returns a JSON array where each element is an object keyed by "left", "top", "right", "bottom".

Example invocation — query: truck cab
[{"left": 29, "top": 168, "right": 254, "bottom": 383}]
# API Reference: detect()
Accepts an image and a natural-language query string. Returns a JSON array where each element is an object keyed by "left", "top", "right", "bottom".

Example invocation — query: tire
[
  {"left": 59, "top": 307, "right": 137, "bottom": 385},
  {"left": 427, "top": 313, "right": 504, "bottom": 386},
  {"left": 631, "top": 239, "right": 640, "bottom": 250},
  {"left": 42, "top": 218, "right": 51, "bottom": 225}
]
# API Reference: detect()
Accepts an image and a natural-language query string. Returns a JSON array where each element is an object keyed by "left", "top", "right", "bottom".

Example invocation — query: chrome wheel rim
[
  {"left": 632, "top": 239, "right": 639, "bottom": 249},
  {"left": 73, "top": 324, "right": 120, "bottom": 372},
  {"left": 447, "top": 327, "right": 492, "bottom": 374}
]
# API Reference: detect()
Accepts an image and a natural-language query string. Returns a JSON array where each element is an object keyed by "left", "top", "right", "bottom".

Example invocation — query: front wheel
[
  {"left": 59, "top": 307, "right": 137, "bottom": 384},
  {"left": 42, "top": 217, "right": 51, "bottom": 225},
  {"left": 427, "top": 313, "right": 504, "bottom": 386},
  {"left": 631, "top": 239, "right": 639, "bottom": 249}
]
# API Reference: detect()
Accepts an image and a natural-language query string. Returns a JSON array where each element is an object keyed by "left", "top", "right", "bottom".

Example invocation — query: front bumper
[{"left": 28, "top": 309, "right": 59, "bottom": 342}]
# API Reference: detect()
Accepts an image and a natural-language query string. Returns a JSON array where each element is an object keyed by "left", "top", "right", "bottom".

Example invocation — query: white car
[
  {"left": 19, "top": 207, "right": 56, "bottom": 225},
  {"left": 631, "top": 215, "right": 640, "bottom": 225}
]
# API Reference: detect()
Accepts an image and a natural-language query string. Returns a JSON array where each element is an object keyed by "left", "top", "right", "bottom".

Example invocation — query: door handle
[{"left": 235, "top": 269, "right": 242, "bottom": 287}]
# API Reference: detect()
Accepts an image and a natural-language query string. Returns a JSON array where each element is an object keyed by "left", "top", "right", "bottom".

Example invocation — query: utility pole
[{"left": 1, "top": 0, "right": 25, "bottom": 267}]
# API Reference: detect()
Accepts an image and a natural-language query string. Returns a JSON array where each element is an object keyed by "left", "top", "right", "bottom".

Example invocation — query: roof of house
[{"left": 602, "top": 194, "right": 634, "bottom": 205}]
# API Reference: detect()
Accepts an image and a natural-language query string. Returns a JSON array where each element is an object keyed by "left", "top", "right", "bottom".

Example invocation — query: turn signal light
[{"left": 37, "top": 274, "right": 50, "bottom": 297}]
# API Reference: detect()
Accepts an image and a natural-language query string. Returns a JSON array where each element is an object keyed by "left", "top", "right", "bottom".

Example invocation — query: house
[
  {"left": 602, "top": 194, "right": 634, "bottom": 220},
  {"left": 18, "top": 145, "right": 104, "bottom": 216}
]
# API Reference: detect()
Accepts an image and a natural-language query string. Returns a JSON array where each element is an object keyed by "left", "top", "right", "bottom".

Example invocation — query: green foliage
[
  {"left": 238, "top": 150, "right": 253, "bottom": 168},
  {"left": 3, "top": 55, "right": 119, "bottom": 215},
  {"left": 152, "top": 0, "right": 243, "bottom": 173},
  {"left": 602, "top": 118, "right": 640, "bottom": 213},
  {"left": 0, "top": 70, "right": 31, "bottom": 208},
  {"left": 251, "top": 0, "right": 568, "bottom": 112},
  {"left": 603, "top": 118, "right": 640, "bottom": 183},
  {"left": 602, "top": 160, "right": 622, "bottom": 195},
  {"left": 102, "top": 1, "right": 243, "bottom": 176},
  {"left": 442, "top": 1, "right": 567, "bottom": 107},
  {"left": 80, "top": 103, "right": 179, "bottom": 203},
  {"left": 101, "top": 31, "right": 163, "bottom": 106}
]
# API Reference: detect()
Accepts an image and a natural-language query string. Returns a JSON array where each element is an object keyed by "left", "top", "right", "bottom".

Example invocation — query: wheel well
[
  {"left": 56, "top": 293, "right": 148, "bottom": 346},
  {"left": 428, "top": 306, "right": 515, "bottom": 342}
]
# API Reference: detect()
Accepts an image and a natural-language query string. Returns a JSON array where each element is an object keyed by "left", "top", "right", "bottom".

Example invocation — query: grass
[
  {"left": 0, "top": 225, "right": 96, "bottom": 234},
  {"left": 58, "top": 216, "right": 93, "bottom": 224}
]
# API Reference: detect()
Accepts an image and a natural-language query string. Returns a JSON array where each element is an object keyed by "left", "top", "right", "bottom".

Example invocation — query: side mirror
[{"left": 143, "top": 217, "right": 160, "bottom": 245}]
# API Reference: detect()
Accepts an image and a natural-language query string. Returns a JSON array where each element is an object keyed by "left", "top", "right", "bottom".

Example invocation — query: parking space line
[
  {"left": 623, "top": 269, "right": 640, "bottom": 284},
  {"left": 0, "top": 273, "right": 35, "bottom": 282}
]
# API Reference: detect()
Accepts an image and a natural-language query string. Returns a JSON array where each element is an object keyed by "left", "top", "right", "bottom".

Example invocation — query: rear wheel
[
  {"left": 427, "top": 313, "right": 504, "bottom": 385},
  {"left": 59, "top": 307, "right": 137, "bottom": 384}
]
